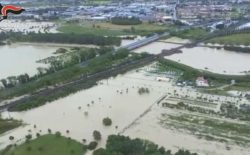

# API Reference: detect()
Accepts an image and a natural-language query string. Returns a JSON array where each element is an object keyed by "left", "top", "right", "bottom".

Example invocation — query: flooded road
[{"left": 0, "top": 45, "right": 57, "bottom": 79}]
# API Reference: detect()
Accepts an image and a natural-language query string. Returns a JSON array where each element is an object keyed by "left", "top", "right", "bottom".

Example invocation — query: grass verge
[
  {"left": 160, "top": 111, "right": 250, "bottom": 146},
  {"left": 170, "top": 28, "right": 209, "bottom": 40},
  {"left": 2, "top": 134, "right": 87, "bottom": 155}
]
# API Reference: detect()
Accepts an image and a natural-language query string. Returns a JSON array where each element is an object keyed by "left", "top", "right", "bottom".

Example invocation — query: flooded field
[
  {"left": 0, "top": 66, "right": 249, "bottom": 155},
  {"left": 132, "top": 37, "right": 250, "bottom": 75},
  {"left": 125, "top": 105, "right": 250, "bottom": 155},
  {"left": 0, "top": 68, "right": 167, "bottom": 150},
  {"left": 0, "top": 45, "right": 58, "bottom": 79},
  {"left": 167, "top": 47, "right": 250, "bottom": 75},
  {"left": 0, "top": 20, "right": 57, "bottom": 33}
]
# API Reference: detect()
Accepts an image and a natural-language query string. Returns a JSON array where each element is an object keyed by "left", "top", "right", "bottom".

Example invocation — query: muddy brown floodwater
[
  {"left": 0, "top": 45, "right": 58, "bottom": 79},
  {"left": 133, "top": 37, "right": 250, "bottom": 75},
  {"left": 0, "top": 68, "right": 166, "bottom": 152},
  {"left": 167, "top": 46, "right": 250, "bottom": 75},
  {"left": 1, "top": 65, "right": 249, "bottom": 155}
]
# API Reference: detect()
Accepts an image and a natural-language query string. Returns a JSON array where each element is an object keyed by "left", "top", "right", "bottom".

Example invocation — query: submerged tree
[
  {"left": 103, "top": 117, "right": 112, "bottom": 126},
  {"left": 88, "top": 141, "right": 98, "bottom": 150}
]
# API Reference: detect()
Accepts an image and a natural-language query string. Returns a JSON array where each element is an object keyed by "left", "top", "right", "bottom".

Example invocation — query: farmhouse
[{"left": 196, "top": 77, "right": 209, "bottom": 87}]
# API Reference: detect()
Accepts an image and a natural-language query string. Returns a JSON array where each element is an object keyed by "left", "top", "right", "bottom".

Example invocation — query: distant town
[{"left": 3, "top": 0, "right": 250, "bottom": 30}]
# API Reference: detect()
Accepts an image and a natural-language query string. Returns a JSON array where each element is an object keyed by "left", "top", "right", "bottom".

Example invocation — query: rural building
[{"left": 196, "top": 77, "right": 209, "bottom": 87}]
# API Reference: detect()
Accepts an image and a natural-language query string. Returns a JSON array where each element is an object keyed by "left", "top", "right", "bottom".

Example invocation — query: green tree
[
  {"left": 88, "top": 141, "right": 98, "bottom": 150},
  {"left": 17, "top": 74, "right": 29, "bottom": 84},
  {"left": 7, "top": 76, "right": 17, "bottom": 87},
  {"left": 93, "top": 130, "right": 102, "bottom": 141},
  {"left": 1, "top": 79, "right": 7, "bottom": 88},
  {"left": 25, "top": 134, "right": 32, "bottom": 141},
  {"left": 9, "top": 136, "right": 14, "bottom": 141},
  {"left": 55, "top": 131, "right": 61, "bottom": 137}
]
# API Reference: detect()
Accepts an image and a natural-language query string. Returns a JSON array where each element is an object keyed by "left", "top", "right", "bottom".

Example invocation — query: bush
[
  {"left": 48, "top": 129, "right": 52, "bottom": 134},
  {"left": 9, "top": 136, "right": 14, "bottom": 141},
  {"left": 138, "top": 87, "right": 150, "bottom": 95},
  {"left": 88, "top": 141, "right": 98, "bottom": 150},
  {"left": 103, "top": 117, "right": 112, "bottom": 126},
  {"left": 93, "top": 130, "right": 102, "bottom": 141},
  {"left": 224, "top": 46, "right": 250, "bottom": 53},
  {"left": 102, "top": 135, "right": 197, "bottom": 155},
  {"left": 55, "top": 131, "right": 61, "bottom": 137},
  {"left": 25, "top": 134, "right": 32, "bottom": 140},
  {"left": 55, "top": 48, "right": 68, "bottom": 54}
]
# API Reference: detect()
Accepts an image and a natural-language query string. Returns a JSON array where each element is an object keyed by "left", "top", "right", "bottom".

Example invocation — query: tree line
[
  {"left": 93, "top": 135, "right": 198, "bottom": 155},
  {"left": 224, "top": 46, "right": 250, "bottom": 53},
  {"left": 1, "top": 74, "right": 30, "bottom": 89},
  {"left": 0, "top": 47, "right": 115, "bottom": 89},
  {"left": 111, "top": 16, "right": 142, "bottom": 25},
  {"left": 0, "top": 32, "right": 121, "bottom": 46}
]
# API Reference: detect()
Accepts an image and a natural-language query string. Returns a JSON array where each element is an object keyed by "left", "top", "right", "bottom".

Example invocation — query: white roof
[{"left": 238, "top": 22, "right": 250, "bottom": 30}]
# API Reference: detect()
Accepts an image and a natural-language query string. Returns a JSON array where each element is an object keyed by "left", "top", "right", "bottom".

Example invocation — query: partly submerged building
[{"left": 196, "top": 77, "right": 209, "bottom": 87}]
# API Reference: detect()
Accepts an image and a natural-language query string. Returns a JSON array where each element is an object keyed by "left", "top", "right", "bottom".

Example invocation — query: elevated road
[
  {"left": 117, "top": 32, "right": 169, "bottom": 51},
  {"left": 117, "top": 24, "right": 250, "bottom": 52}
]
